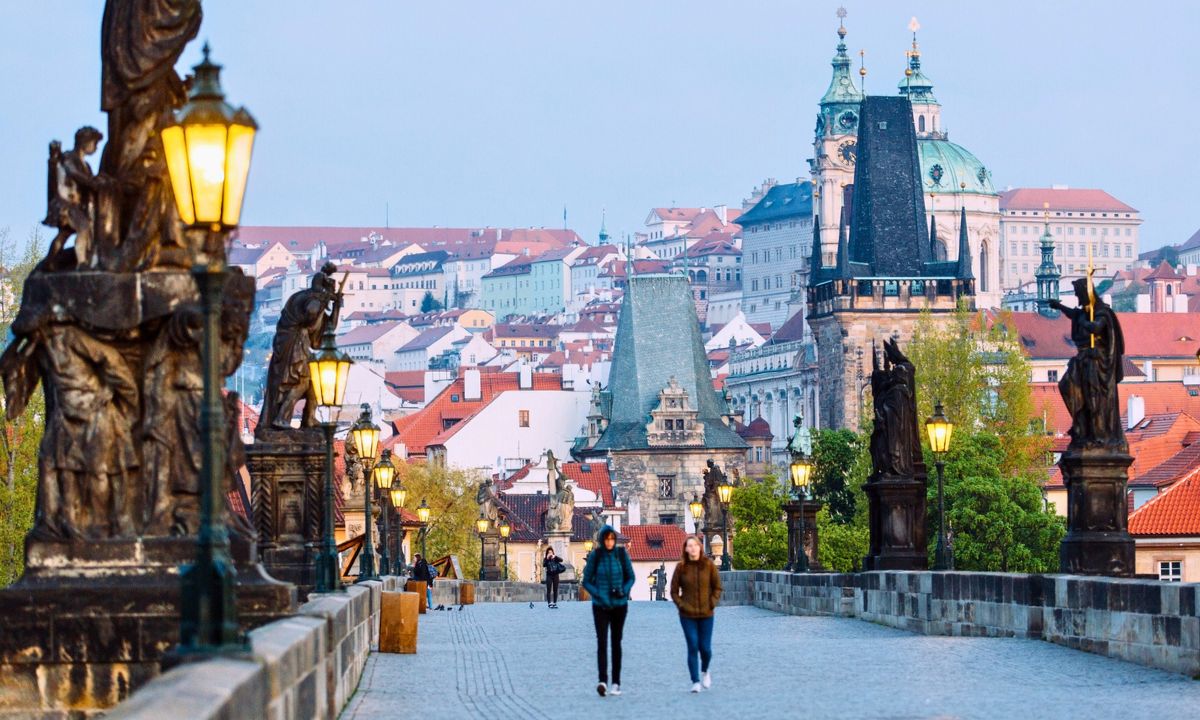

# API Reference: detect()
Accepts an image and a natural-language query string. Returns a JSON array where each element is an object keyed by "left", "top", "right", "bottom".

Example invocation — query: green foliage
[
  {"left": 729, "top": 475, "right": 787, "bottom": 570},
  {"left": 816, "top": 506, "right": 868, "bottom": 573},
  {"left": 420, "top": 291, "right": 443, "bottom": 313},
  {"left": 814, "top": 432, "right": 871, "bottom": 572},
  {"left": 811, "top": 429, "right": 863, "bottom": 522},
  {"left": 0, "top": 227, "right": 46, "bottom": 586},
  {"left": 396, "top": 462, "right": 485, "bottom": 579}
]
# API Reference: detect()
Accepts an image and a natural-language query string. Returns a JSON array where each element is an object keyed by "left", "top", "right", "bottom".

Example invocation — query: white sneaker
[
  {"left": 702, "top": 671, "right": 712, "bottom": 689},
  {"left": 596, "top": 682, "right": 607, "bottom": 697},
  {"left": 609, "top": 684, "right": 622, "bottom": 696},
  {"left": 690, "top": 682, "right": 702, "bottom": 694}
]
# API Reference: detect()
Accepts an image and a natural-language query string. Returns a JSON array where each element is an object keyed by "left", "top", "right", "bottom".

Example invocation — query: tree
[
  {"left": 814, "top": 432, "right": 871, "bottom": 572},
  {"left": 811, "top": 429, "right": 862, "bottom": 522},
  {"left": 0, "top": 227, "right": 46, "bottom": 586},
  {"left": 728, "top": 475, "right": 787, "bottom": 570},
  {"left": 394, "top": 462, "right": 485, "bottom": 579},
  {"left": 927, "top": 432, "right": 1065, "bottom": 572},
  {"left": 420, "top": 291, "right": 443, "bottom": 313}
]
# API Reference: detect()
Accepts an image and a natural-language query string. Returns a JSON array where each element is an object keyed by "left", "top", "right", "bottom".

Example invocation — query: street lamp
[
  {"left": 417, "top": 498, "right": 431, "bottom": 559},
  {"left": 647, "top": 571, "right": 657, "bottom": 600},
  {"left": 350, "top": 407, "right": 381, "bottom": 582},
  {"left": 308, "top": 329, "right": 352, "bottom": 594},
  {"left": 373, "top": 449, "right": 396, "bottom": 575},
  {"left": 717, "top": 480, "right": 734, "bottom": 571},
  {"left": 925, "top": 400, "right": 955, "bottom": 571},
  {"left": 388, "top": 483, "right": 407, "bottom": 574},
  {"left": 498, "top": 517, "right": 511, "bottom": 580},
  {"left": 688, "top": 493, "right": 704, "bottom": 551},
  {"left": 475, "top": 512, "right": 490, "bottom": 581},
  {"left": 789, "top": 448, "right": 814, "bottom": 573},
  {"left": 164, "top": 45, "right": 258, "bottom": 657}
]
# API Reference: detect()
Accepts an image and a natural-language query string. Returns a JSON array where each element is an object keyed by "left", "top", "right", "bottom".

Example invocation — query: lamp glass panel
[
  {"left": 352, "top": 426, "right": 380, "bottom": 461},
  {"left": 926, "top": 419, "right": 953, "bottom": 454},
  {"left": 221, "top": 123, "right": 255, "bottom": 226},
  {"left": 417, "top": 505, "right": 430, "bottom": 523},
  {"left": 717, "top": 484, "right": 733, "bottom": 504},
  {"left": 334, "top": 359, "right": 351, "bottom": 405},
  {"left": 476, "top": 517, "right": 489, "bottom": 534},
  {"left": 790, "top": 460, "right": 812, "bottom": 489},
  {"left": 689, "top": 499, "right": 703, "bottom": 519},
  {"left": 373, "top": 463, "right": 395, "bottom": 489},
  {"left": 499, "top": 523, "right": 510, "bottom": 538},
  {"left": 389, "top": 487, "right": 406, "bottom": 507},
  {"left": 160, "top": 125, "right": 195, "bottom": 224},
  {"left": 183, "top": 124, "right": 228, "bottom": 223}
]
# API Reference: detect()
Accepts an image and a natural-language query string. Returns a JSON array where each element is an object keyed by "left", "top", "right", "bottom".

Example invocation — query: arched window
[
  {"left": 919, "top": 115, "right": 926, "bottom": 133},
  {"left": 1167, "top": 284, "right": 1174, "bottom": 296},
  {"left": 980, "top": 240, "right": 990, "bottom": 293}
]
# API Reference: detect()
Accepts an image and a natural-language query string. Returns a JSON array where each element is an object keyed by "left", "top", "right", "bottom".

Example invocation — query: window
[
  {"left": 518, "top": 410, "right": 530, "bottom": 427},
  {"left": 1047, "top": 369, "right": 1059, "bottom": 382},
  {"left": 751, "top": 279, "right": 758, "bottom": 291},
  {"left": 657, "top": 475, "right": 675, "bottom": 499},
  {"left": 659, "top": 514, "right": 677, "bottom": 526},
  {"left": 1159, "top": 560, "right": 1182, "bottom": 582}
]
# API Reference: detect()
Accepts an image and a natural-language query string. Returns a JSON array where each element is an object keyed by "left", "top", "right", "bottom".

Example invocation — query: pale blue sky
[{"left": 2, "top": 1, "right": 1197, "bottom": 251}]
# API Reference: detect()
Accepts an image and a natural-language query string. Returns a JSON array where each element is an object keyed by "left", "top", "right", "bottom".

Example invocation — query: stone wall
[
  {"left": 430, "top": 579, "right": 578, "bottom": 605},
  {"left": 107, "top": 577, "right": 402, "bottom": 720},
  {"left": 720, "top": 571, "right": 1199, "bottom": 678}
]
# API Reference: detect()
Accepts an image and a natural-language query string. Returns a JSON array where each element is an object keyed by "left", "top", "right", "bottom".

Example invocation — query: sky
[{"left": 2, "top": 1, "right": 1198, "bottom": 252}]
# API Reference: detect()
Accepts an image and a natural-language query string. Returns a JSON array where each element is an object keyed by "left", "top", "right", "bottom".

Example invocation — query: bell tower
[{"left": 809, "top": 7, "right": 863, "bottom": 268}]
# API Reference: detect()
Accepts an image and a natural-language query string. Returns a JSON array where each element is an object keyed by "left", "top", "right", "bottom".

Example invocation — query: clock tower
[{"left": 809, "top": 8, "right": 863, "bottom": 268}]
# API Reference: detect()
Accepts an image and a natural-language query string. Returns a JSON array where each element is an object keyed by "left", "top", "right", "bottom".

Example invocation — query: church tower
[
  {"left": 1034, "top": 204, "right": 1061, "bottom": 317},
  {"left": 899, "top": 17, "right": 942, "bottom": 139},
  {"left": 809, "top": 7, "right": 863, "bottom": 268}
]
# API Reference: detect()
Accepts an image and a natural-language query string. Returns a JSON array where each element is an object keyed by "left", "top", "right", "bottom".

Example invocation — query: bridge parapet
[{"left": 721, "top": 571, "right": 1199, "bottom": 678}]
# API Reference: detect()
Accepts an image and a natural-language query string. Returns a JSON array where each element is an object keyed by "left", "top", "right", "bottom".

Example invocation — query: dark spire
[
  {"left": 809, "top": 213, "right": 824, "bottom": 285},
  {"left": 1034, "top": 205, "right": 1061, "bottom": 317},
  {"left": 956, "top": 206, "right": 973, "bottom": 280},
  {"left": 929, "top": 213, "right": 940, "bottom": 260},
  {"left": 836, "top": 207, "right": 853, "bottom": 280}
]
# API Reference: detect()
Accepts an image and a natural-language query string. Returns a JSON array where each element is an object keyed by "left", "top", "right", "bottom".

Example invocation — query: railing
[{"left": 808, "top": 276, "right": 974, "bottom": 316}]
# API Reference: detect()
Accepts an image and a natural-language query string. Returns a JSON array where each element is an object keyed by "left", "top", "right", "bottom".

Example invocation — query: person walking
[
  {"left": 542, "top": 546, "right": 564, "bottom": 608},
  {"left": 670, "top": 535, "right": 722, "bottom": 693},
  {"left": 412, "top": 553, "right": 433, "bottom": 608},
  {"left": 581, "top": 525, "right": 634, "bottom": 697}
]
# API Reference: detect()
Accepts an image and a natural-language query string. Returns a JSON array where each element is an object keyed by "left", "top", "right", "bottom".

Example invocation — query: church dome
[{"left": 917, "top": 138, "right": 996, "bottom": 196}]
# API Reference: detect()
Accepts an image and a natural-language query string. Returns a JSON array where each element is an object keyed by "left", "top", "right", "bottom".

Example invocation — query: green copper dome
[{"left": 917, "top": 138, "right": 995, "bottom": 195}]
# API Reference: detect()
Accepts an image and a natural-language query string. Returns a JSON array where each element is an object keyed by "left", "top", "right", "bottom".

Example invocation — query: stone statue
[
  {"left": 702, "top": 458, "right": 726, "bottom": 532},
  {"left": 868, "top": 338, "right": 921, "bottom": 477},
  {"left": 476, "top": 475, "right": 500, "bottom": 523},
  {"left": 544, "top": 450, "right": 574, "bottom": 533},
  {"left": 259, "top": 263, "right": 342, "bottom": 433},
  {"left": 588, "top": 507, "right": 604, "bottom": 542},
  {"left": 42, "top": 127, "right": 107, "bottom": 271},
  {"left": 1050, "top": 279, "right": 1126, "bottom": 451},
  {"left": 343, "top": 441, "right": 363, "bottom": 502}
]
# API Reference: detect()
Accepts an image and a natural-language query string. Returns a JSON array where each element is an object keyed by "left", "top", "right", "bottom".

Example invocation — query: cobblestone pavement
[{"left": 341, "top": 601, "right": 1200, "bottom": 720}]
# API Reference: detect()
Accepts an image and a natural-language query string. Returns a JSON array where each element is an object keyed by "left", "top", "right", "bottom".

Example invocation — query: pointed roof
[
  {"left": 1146, "top": 260, "right": 1183, "bottom": 282},
  {"left": 956, "top": 206, "right": 973, "bottom": 280},
  {"left": 929, "top": 214, "right": 940, "bottom": 259},
  {"left": 897, "top": 33, "right": 938, "bottom": 106},
  {"left": 592, "top": 274, "right": 745, "bottom": 452},
  {"left": 821, "top": 16, "right": 863, "bottom": 107},
  {"left": 809, "top": 213, "right": 825, "bottom": 285}
]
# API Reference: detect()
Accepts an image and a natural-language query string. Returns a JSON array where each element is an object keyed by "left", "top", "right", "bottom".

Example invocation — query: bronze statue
[
  {"left": 259, "top": 263, "right": 342, "bottom": 432},
  {"left": 702, "top": 458, "right": 726, "bottom": 533},
  {"left": 1050, "top": 279, "right": 1126, "bottom": 450},
  {"left": 868, "top": 338, "right": 921, "bottom": 477},
  {"left": 42, "top": 127, "right": 106, "bottom": 271}
]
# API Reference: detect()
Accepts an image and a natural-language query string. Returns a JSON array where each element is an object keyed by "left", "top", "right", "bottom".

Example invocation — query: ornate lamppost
[
  {"left": 389, "top": 480, "right": 408, "bottom": 575},
  {"left": 498, "top": 516, "right": 511, "bottom": 580},
  {"left": 788, "top": 445, "right": 814, "bottom": 573},
  {"left": 417, "top": 498, "right": 431, "bottom": 558},
  {"left": 350, "top": 407, "right": 381, "bottom": 582},
  {"left": 717, "top": 480, "right": 734, "bottom": 571},
  {"left": 688, "top": 493, "right": 704, "bottom": 551},
  {"left": 475, "top": 512, "right": 490, "bottom": 581},
  {"left": 647, "top": 571, "right": 657, "bottom": 600},
  {"left": 307, "top": 330, "right": 352, "bottom": 593},
  {"left": 162, "top": 45, "right": 258, "bottom": 655},
  {"left": 925, "top": 400, "right": 955, "bottom": 570},
  {"left": 373, "top": 449, "right": 396, "bottom": 576}
]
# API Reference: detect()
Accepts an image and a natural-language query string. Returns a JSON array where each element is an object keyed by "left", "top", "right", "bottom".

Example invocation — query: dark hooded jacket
[{"left": 581, "top": 525, "right": 635, "bottom": 608}]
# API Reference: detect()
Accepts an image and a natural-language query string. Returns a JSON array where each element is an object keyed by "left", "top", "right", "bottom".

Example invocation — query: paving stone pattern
[{"left": 341, "top": 601, "right": 1200, "bottom": 720}]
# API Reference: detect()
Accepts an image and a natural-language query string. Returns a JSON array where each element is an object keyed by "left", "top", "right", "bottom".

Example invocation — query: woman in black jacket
[{"left": 542, "top": 546, "right": 564, "bottom": 608}]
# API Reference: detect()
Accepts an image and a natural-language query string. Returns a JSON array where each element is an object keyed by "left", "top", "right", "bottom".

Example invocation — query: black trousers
[
  {"left": 592, "top": 604, "right": 628, "bottom": 685},
  {"left": 545, "top": 574, "right": 560, "bottom": 604}
]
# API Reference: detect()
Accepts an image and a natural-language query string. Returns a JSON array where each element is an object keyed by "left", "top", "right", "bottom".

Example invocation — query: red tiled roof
[
  {"left": 999, "top": 188, "right": 1137, "bottom": 213},
  {"left": 235, "top": 226, "right": 579, "bottom": 254},
  {"left": 495, "top": 494, "right": 596, "bottom": 543},
  {"left": 1031, "top": 383, "right": 1200, "bottom": 438},
  {"left": 339, "top": 320, "right": 407, "bottom": 346},
  {"left": 384, "top": 370, "right": 426, "bottom": 404},
  {"left": 1003, "top": 312, "right": 1200, "bottom": 360},
  {"left": 740, "top": 416, "right": 774, "bottom": 440},
  {"left": 388, "top": 370, "right": 562, "bottom": 455},
  {"left": 1145, "top": 260, "right": 1184, "bottom": 282},
  {"left": 622, "top": 524, "right": 689, "bottom": 562},
  {"left": 1129, "top": 472, "right": 1200, "bottom": 536},
  {"left": 1134, "top": 440, "right": 1200, "bottom": 490},
  {"left": 562, "top": 461, "right": 614, "bottom": 507}
]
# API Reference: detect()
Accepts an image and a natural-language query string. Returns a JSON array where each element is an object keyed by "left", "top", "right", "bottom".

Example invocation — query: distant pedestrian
[
  {"left": 543, "top": 546, "right": 565, "bottom": 608},
  {"left": 412, "top": 553, "right": 434, "bottom": 608},
  {"left": 581, "top": 525, "right": 634, "bottom": 697},
  {"left": 670, "top": 535, "right": 722, "bottom": 693}
]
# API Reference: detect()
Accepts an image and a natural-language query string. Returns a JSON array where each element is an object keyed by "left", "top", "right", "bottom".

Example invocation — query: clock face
[
  {"left": 838, "top": 140, "right": 857, "bottom": 165},
  {"left": 838, "top": 110, "right": 858, "bottom": 130}
]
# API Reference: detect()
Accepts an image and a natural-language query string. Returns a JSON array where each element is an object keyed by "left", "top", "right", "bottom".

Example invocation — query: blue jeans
[{"left": 679, "top": 615, "right": 714, "bottom": 683}]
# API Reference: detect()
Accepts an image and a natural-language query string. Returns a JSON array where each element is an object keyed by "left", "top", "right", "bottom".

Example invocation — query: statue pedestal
[
  {"left": 246, "top": 433, "right": 326, "bottom": 595},
  {"left": 1059, "top": 448, "right": 1135, "bottom": 576},
  {"left": 0, "top": 535, "right": 294, "bottom": 714},
  {"left": 784, "top": 499, "right": 823, "bottom": 572},
  {"left": 546, "top": 531, "right": 577, "bottom": 581},
  {"left": 862, "top": 472, "right": 928, "bottom": 571},
  {"left": 481, "top": 531, "right": 502, "bottom": 581}
]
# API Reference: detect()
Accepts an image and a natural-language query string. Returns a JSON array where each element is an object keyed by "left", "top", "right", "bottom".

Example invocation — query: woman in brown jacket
[{"left": 669, "top": 535, "right": 722, "bottom": 693}]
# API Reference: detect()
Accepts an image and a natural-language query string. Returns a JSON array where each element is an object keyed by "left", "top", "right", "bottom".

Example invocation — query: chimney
[
  {"left": 496, "top": 228, "right": 502, "bottom": 241},
  {"left": 519, "top": 364, "right": 533, "bottom": 389},
  {"left": 715, "top": 204, "right": 728, "bottom": 225},
  {"left": 464, "top": 368, "right": 482, "bottom": 401},
  {"left": 1127, "top": 395, "right": 1145, "bottom": 430}
]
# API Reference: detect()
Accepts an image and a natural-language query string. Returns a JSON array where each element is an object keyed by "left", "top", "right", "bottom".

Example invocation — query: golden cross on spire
[{"left": 1086, "top": 238, "right": 1097, "bottom": 348}]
